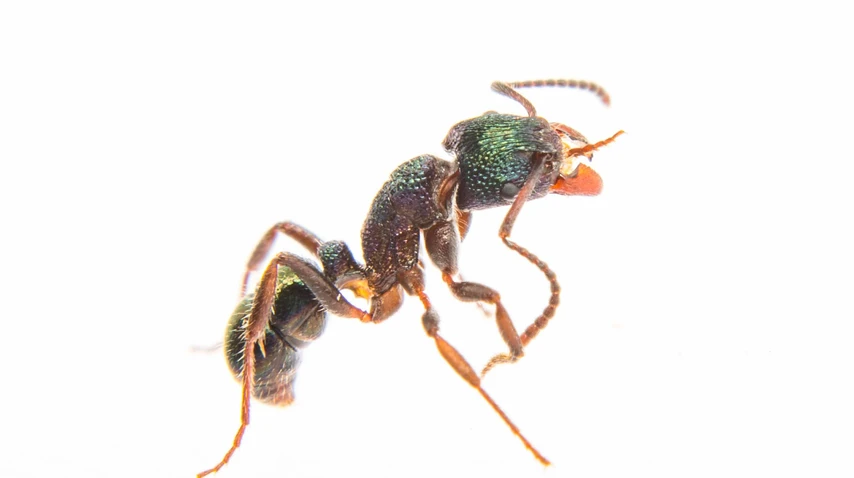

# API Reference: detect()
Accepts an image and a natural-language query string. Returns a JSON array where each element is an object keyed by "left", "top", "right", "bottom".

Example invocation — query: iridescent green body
[
  {"left": 202, "top": 81, "right": 616, "bottom": 476},
  {"left": 359, "top": 113, "right": 567, "bottom": 295},
  {"left": 443, "top": 113, "right": 564, "bottom": 211},
  {"left": 361, "top": 154, "right": 453, "bottom": 294},
  {"left": 224, "top": 267, "right": 325, "bottom": 406}
]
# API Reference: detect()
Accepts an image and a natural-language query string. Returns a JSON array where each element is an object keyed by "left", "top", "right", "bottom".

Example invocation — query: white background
[{"left": 2, "top": 1, "right": 852, "bottom": 477}]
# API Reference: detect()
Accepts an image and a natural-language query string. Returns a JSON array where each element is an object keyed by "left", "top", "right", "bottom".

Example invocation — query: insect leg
[
  {"left": 399, "top": 268, "right": 549, "bottom": 466},
  {"left": 451, "top": 209, "right": 494, "bottom": 317},
  {"left": 270, "top": 252, "right": 371, "bottom": 322},
  {"left": 198, "top": 255, "right": 286, "bottom": 477},
  {"left": 200, "top": 248, "right": 376, "bottom": 476},
  {"left": 241, "top": 222, "right": 324, "bottom": 296},
  {"left": 483, "top": 154, "right": 562, "bottom": 376},
  {"left": 423, "top": 220, "right": 526, "bottom": 375}
]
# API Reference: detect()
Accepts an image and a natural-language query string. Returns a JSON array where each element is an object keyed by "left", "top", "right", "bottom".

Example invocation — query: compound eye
[{"left": 500, "top": 182, "right": 520, "bottom": 200}]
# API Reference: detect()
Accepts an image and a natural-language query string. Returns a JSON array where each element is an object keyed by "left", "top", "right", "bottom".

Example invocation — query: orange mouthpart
[{"left": 551, "top": 163, "right": 603, "bottom": 196}]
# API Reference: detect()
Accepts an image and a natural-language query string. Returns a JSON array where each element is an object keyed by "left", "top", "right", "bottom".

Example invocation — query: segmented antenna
[
  {"left": 508, "top": 79, "right": 611, "bottom": 106},
  {"left": 491, "top": 81, "right": 537, "bottom": 117}
]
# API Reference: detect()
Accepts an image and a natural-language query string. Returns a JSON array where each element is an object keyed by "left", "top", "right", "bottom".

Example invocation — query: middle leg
[
  {"left": 397, "top": 267, "right": 549, "bottom": 466},
  {"left": 424, "top": 220, "right": 525, "bottom": 375}
]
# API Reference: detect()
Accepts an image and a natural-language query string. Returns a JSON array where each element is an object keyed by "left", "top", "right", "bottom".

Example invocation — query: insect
[{"left": 198, "top": 79, "right": 623, "bottom": 477}]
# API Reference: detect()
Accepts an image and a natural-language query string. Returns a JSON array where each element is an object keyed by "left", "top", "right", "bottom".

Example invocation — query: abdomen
[{"left": 224, "top": 268, "right": 326, "bottom": 406}]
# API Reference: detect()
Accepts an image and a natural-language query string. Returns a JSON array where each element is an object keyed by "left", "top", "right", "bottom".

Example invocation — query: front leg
[
  {"left": 424, "top": 220, "right": 525, "bottom": 375},
  {"left": 485, "top": 154, "right": 562, "bottom": 375},
  {"left": 490, "top": 131, "right": 623, "bottom": 373}
]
